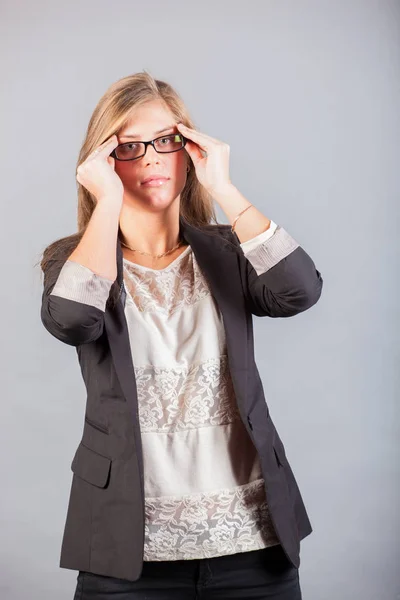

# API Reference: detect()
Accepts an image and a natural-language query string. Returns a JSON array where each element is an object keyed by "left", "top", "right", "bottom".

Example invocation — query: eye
[{"left": 159, "top": 136, "right": 173, "bottom": 145}]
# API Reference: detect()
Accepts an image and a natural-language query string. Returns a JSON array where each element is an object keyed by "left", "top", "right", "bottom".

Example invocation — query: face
[{"left": 114, "top": 99, "right": 189, "bottom": 211}]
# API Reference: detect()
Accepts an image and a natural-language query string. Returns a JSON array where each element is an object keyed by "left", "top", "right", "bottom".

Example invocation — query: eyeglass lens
[{"left": 114, "top": 134, "right": 185, "bottom": 160}]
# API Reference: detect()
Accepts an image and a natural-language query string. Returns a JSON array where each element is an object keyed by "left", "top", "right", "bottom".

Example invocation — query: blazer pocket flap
[{"left": 71, "top": 442, "right": 111, "bottom": 488}]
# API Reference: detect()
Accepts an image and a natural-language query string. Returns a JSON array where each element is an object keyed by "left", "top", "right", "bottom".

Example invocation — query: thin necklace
[{"left": 120, "top": 237, "right": 185, "bottom": 259}]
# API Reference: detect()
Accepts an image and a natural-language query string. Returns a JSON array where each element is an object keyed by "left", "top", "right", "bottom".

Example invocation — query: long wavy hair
[{"left": 38, "top": 70, "right": 219, "bottom": 276}]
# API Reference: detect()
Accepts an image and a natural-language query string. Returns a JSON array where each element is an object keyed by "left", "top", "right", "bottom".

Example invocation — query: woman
[{"left": 40, "top": 71, "right": 323, "bottom": 599}]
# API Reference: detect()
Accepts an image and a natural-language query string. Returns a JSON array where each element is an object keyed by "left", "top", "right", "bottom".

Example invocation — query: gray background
[{"left": 1, "top": 0, "right": 399, "bottom": 598}]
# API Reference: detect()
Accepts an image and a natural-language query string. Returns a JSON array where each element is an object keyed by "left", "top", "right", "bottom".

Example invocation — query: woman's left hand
[{"left": 177, "top": 123, "right": 232, "bottom": 196}]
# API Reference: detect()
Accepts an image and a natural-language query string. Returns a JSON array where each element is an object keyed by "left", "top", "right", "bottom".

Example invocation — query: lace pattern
[
  {"left": 123, "top": 247, "right": 210, "bottom": 316},
  {"left": 144, "top": 478, "right": 280, "bottom": 561},
  {"left": 135, "top": 356, "right": 241, "bottom": 433}
]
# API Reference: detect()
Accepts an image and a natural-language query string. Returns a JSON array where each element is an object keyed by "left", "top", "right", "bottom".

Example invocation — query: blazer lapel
[
  {"left": 179, "top": 217, "right": 248, "bottom": 379},
  {"left": 104, "top": 217, "right": 248, "bottom": 419}
]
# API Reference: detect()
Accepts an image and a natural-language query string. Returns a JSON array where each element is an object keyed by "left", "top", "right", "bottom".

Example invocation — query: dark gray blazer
[{"left": 41, "top": 215, "right": 323, "bottom": 582}]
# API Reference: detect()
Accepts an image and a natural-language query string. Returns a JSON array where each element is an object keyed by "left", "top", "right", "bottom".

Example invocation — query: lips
[{"left": 141, "top": 175, "right": 170, "bottom": 184}]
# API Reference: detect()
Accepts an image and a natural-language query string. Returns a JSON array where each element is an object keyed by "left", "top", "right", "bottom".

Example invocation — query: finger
[
  {"left": 98, "top": 135, "right": 119, "bottom": 153},
  {"left": 178, "top": 126, "right": 213, "bottom": 151},
  {"left": 184, "top": 140, "right": 204, "bottom": 163},
  {"left": 90, "top": 135, "right": 118, "bottom": 159},
  {"left": 178, "top": 124, "right": 219, "bottom": 148}
]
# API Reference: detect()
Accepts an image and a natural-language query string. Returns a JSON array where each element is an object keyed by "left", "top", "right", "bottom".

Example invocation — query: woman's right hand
[{"left": 76, "top": 135, "right": 124, "bottom": 202}]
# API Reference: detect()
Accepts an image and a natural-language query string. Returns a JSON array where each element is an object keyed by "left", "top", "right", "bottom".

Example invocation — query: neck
[{"left": 119, "top": 203, "right": 184, "bottom": 256}]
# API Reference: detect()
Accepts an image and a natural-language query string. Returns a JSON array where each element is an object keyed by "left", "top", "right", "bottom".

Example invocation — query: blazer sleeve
[
  {"left": 232, "top": 223, "right": 323, "bottom": 318},
  {"left": 41, "top": 258, "right": 115, "bottom": 346}
]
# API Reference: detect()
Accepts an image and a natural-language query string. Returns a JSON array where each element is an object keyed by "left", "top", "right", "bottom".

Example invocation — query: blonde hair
[{"left": 39, "top": 70, "right": 218, "bottom": 274}]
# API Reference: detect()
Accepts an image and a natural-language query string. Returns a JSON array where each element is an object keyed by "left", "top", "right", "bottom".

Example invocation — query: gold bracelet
[{"left": 231, "top": 204, "right": 254, "bottom": 232}]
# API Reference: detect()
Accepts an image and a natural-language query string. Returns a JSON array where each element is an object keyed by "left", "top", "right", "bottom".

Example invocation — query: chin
[{"left": 140, "top": 192, "right": 179, "bottom": 210}]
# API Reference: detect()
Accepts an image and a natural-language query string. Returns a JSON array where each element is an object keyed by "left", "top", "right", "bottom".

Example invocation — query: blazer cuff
[
  {"left": 241, "top": 225, "right": 300, "bottom": 276},
  {"left": 50, "top": 260, "right": 114, "bottom": 312}
]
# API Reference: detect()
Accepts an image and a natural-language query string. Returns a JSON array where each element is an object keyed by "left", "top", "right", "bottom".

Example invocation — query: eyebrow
[{"left": 119, "top": 125, "right": 177, "bottom": 140}]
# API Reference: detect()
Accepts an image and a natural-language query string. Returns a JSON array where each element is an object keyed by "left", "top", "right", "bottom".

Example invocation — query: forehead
[{"left": 119, "top": 100, "right": 176, "bottom": 139}]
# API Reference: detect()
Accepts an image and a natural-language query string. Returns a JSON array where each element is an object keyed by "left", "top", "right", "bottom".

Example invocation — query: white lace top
[
  {"left": 122, "top": 222, "right": 282, "bottom": 561},
  {"left": 50, "top": 220, "right": 303, "bottom": 561}
]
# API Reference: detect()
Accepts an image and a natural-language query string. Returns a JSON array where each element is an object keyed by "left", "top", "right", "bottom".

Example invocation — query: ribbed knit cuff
[
  {"left": 239, "top": 220, "right": 278, "bottom": 253},
  {"left": 241, "top": 226, "right": 300, "bottom": 276},
  {"left": 50, "top": 260, "right": 114, "bottom": 312}
]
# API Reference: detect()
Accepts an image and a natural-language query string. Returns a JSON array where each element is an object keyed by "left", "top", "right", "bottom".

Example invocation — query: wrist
[
  {"left": 208, "top": 182, "right": 236, "bottom": 200},
  {"left": 95, "top": 193, "right": 123, "bottom": 206}
]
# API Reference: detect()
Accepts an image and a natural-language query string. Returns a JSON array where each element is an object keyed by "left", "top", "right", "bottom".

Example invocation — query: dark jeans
[{"left": 73, "top": 543, "right": 302, "bottom": 599}]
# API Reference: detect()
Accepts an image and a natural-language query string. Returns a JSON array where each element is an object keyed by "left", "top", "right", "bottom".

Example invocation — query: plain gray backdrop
[{"left": 1, "top": 1, "right": 399, "bottom": 598}]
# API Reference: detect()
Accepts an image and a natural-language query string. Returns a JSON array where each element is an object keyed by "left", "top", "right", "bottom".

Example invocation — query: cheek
[
  {"left": 172, "top": 156, "right": 189, "bottom": 188},
  {"left": 173, "top": 151, "right": 189, "bottom": 179},
  {"left": 114, "top": 162, "right": 137, "bottom": 181},
  {"left": 170, "top": 154, "right": 187, "bottom": 176}
]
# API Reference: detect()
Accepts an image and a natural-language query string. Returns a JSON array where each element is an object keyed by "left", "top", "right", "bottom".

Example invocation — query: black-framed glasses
[{"left": 110, "top": 133, "right": 188, "bottom": 161}]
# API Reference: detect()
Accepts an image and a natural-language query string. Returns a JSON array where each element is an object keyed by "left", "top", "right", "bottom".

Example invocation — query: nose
[{"left": 144, "top": 142, "right": 161, "bottom": 165}]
